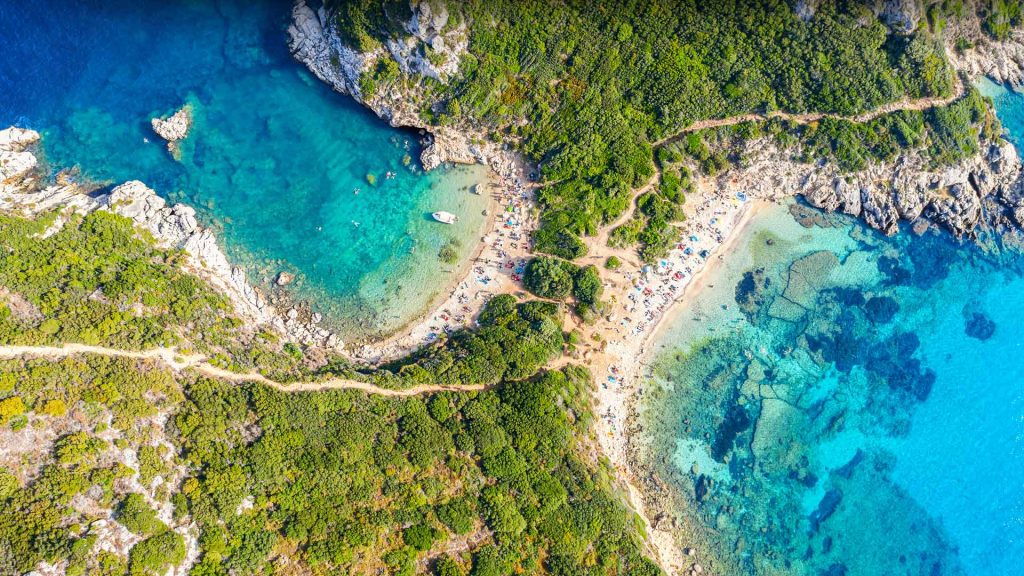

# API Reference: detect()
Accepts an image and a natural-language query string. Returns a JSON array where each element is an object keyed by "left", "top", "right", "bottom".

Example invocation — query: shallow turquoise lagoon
[
  {"left": 642, "top": 81, "right": 1024, "bottom": 574},
  {"left": 642, "top": 195, "right": 1024, "bottom": 574},
  {"left": 0, "top": 0, "right": 488, "bottom": 339}
]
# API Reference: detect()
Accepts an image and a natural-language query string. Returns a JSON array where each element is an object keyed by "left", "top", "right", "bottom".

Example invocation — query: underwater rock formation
[{"left": 964, "top": 307, "right": 997, "bottom": 340}]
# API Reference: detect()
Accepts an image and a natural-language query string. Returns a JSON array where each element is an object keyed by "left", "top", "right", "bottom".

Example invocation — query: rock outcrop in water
[
  {"left": 0, "top": 127, "right": 340, "bottom": 349},
  {"left": 151, "top": 104, "right": 193, "bottom": 160}
]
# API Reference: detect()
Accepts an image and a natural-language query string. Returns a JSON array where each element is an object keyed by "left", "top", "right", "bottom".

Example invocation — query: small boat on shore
[
  {"left": 432, "top": 211, "right": 458, "bottom": 224},
  {"left": 470, "top": 183, "right": 481, "bottom": 195}
]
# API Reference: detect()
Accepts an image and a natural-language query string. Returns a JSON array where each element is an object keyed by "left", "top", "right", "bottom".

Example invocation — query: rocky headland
[
  {"left": 717, "top": 135, "right": 1024, "bottom": 242},
  {"left": 286, "top": 0, "right": 520, "bottom": 179},
  {"left": 0, "top": 126, "right": 340, "bottom": 349}
]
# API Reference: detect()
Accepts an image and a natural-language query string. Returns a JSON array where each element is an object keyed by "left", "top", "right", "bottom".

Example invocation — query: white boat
[
  {"left": 432, "top": 211, "right": 458, "bottom": 224},
  {"left": 470, "top": 183, "right": 481, "bottom": 195}
]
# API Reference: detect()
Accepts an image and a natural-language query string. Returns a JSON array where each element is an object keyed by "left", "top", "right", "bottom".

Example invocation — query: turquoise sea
[
  {"left": 0, "top": 0, "right": 488, "bottom": 340},
  {"left": 641, "top": 91, "right": 1024, "bottom": 573}
]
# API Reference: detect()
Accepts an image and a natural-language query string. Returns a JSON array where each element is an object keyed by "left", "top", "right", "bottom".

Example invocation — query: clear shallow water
[
  {"left": 641, "top": 196, "right": 1024, "bottom": 574},
  {"left": 0, "top": 0, "right": 488, "bottom": 339}
]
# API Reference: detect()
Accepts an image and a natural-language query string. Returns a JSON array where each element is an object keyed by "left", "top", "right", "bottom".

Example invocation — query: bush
[
  {"left": 523, "top": 257, "right": 574, "bottom": 300},
  {"left": 0, "top": 396, "right": 25, "bottom": 425},
  {"left": 404, "top": 523, "right": 441, "bottom": 551},
  {"left": 438, "top": 497, "right": 477, "bottom": 535},
  {"left": 129, "top": 531, "right": 185, "bottom": 575},
  {"left": 572, "top": 266, "right": 603, "bottom": 309},
  {"left": 117, "top": 493, "right": 166, "bottom": 537}
]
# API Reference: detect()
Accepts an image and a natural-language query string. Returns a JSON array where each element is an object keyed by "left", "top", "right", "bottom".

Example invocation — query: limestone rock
[
  {"left": 794, "top": 0, "right": 818, "bottom": 21},
  {"left": 951, "top": 32, "right": 1024, "bottom": 89},
  {"left": 0, "top": 127, "right": 41, "bottom": 193},
  {"left": 151, "top": 105, "right": 192, "bottom": 142},
  {"left": 717, "top": 133, "right": 1024, "bottom": 240},
  {"left": 0, "top": 126, "right": 40, "bottom": 151},
  {"left": 287, "top": 0, "right": 367, "bottom": 97},
  {"left": 276, "top": 271, "right": 295, "bottom": 286},
  {"left": 876, "top": 0, "right": 920, "bottom": 34},
  {"left": 151, "top": 105, "right": 193, "bottom": 160}
]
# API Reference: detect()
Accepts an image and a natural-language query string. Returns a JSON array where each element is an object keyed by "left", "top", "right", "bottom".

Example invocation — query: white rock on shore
[
  {"left": 0, "top": 127, "right": 41, "bottom": 194},
  {"left": 714, "top": 135, "right": 1024, "bottom": 239}
]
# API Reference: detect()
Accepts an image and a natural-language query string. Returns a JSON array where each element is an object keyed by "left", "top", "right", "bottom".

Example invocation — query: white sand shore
[
  {"left": 350, "top": 153, "right": 539, "bottom": 363},
  {"left": 571, "top": 187, "right": 781, "bottom": 574}
]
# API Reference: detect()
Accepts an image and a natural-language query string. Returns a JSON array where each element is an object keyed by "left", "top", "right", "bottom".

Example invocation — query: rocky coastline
[
  {"left": 722, "top": 134, "right": 1024, "bottom": 242},
  {"left": 286, "top": 2, "right": 1024, "bottom": 574},
  {"left": 286, "top": 0, "right": 521, "bottom": 180},
  {"left": 0, "top": 126, "right": 340, "bottom": 349}
]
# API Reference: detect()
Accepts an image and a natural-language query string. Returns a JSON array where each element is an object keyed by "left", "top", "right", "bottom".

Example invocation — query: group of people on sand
[
  {"left": 420, "top": 174, "right": 535, "bottom": 342},
  {"left": 602, "top": 190, "right": 743, "bottom": 388}
]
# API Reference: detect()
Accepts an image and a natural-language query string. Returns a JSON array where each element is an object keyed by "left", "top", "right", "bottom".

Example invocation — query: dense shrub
[{"left": 328, "top": 0, "right": 960, "bottom": 257}]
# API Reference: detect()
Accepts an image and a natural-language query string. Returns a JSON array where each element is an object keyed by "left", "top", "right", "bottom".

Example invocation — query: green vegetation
[
  {"left": 668, "top": 86, "right": 1001, "bottom": 177},
  {"left": 0, "top": 352, "right": 659, "bottom": 575},
  {"left": 330, "top": 0, "right": 960, "bottom": 260},
  {"left": 981, "top": 0, "right": 1024, "bottom": 39},
  {"left": 0, "top": 210, "right": 345, "bottom": 382},
  {"left": 372, "top": 294, "right": 563, "bottom": 387},
  {"left": 0, "top": 211, "right": 231, "bottom": 350},
  {"left": 522, "top": 257, "right": 604, "bottom": 318},
  {"left": 0, "top": 207, "right": 648, "bottom": 574},
  {"left": 129, "top": 531, "right": 186, "bottom": 576},
  {"left": 0, "top": 355, "right": 179, "bottom": 575},
  {"left": 609, "top": 156, "right": 694, "bottom": 263},
  {"left": 117, "top": 493, "right": 166, "bottom": 537}
]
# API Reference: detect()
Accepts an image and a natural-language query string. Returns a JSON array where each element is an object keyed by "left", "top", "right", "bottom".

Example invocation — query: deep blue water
[
  {"left": 642, "top": 89, "right": 1024, "bottom": 574},
  {"left": 0, "top": 0, "right": 488, "bottom": 339}
]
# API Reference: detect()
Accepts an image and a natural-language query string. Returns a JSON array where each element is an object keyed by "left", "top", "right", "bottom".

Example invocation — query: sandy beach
[
  {"left": 573, "top": 189, "right": 780, "bottom": 574},
  {"left": 350, "top": 152, "right": 539, "bottom": 363},
  {"left": 342, "top": 136, "right": 784, "bottom": 570}
]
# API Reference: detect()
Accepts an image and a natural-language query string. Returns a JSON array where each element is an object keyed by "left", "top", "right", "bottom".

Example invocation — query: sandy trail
[
  {"left": 655, "top": 77, "right": 964, "bottom": 147},
  {"left": 0, "top": 343, "right": 487, "bottom": 397}
]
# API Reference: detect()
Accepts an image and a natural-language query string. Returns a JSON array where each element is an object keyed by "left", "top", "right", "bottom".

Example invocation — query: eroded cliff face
[
  {"left": 0, "top": 127, "right": 341, "bottom": 349},
  {"left": 286, "top": 1, "right": 521, "bottom": 178}
]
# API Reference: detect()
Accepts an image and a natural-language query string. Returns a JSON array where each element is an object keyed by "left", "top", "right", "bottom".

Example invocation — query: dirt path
[
  {"left": 0, "top": 343, "right": 487, "bottom": 397},
  {"left": 654, "top": 79, "right": 964, "bottom": 147}
]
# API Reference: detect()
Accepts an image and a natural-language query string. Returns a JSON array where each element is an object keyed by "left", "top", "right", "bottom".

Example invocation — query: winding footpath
[
  {"left": 588, "top": 79, "right": 966, "bottom": 255},
  {"left": 655, "top": 78, "right": 965, "bottom": 147},
  {"left": 0, "top": 343, "right": 487, "bottom": 397}
]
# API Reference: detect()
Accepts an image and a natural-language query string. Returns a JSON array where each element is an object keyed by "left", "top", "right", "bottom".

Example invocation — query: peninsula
[{"left": 2, "top": 1, "right": 1024, "bottom": 575}]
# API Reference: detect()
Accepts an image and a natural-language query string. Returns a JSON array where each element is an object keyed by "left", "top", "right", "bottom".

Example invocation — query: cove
[
  {"left": 639, "top": 194, "right": 1024, "bottom": 573},
  {"left": 0, "top": 0, "right": 489, "bottom": 340}
]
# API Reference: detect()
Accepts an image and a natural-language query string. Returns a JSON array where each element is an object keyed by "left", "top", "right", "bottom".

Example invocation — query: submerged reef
[{"left": 638, "top": 215, "right": 983, "bottom": 575}]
